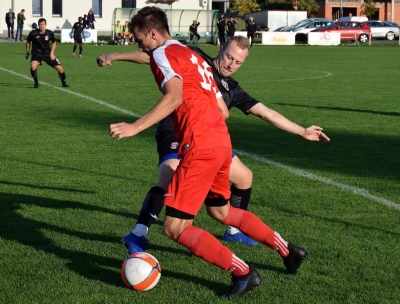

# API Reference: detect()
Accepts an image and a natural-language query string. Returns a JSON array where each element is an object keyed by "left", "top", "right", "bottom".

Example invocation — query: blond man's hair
[{"left": 223, "top": 36, "right": 250, "bottom": 50}]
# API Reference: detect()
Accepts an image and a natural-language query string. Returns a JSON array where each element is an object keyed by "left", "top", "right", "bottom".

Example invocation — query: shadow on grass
[
  {"left": 0, "top": 192, "right": 223, "bottom": 290},
  {"left": 275, "top": 102, "right": 400, "bottom": 117}
]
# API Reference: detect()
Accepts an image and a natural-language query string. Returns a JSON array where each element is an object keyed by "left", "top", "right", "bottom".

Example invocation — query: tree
[
  {"left": 296, "top": 0, "right": 319, "bottom": 17},
  {"left": 230, "top": 0, "right": 261, "bottom": 16},
  {"left": 361, "top": 0, "right": 377, "bottom": 19}
]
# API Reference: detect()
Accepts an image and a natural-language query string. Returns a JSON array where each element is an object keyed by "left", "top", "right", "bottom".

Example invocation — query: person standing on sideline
[
  {"left": 15, "top": 9, "right": 25, "bottom": 42},
  {"left": 246, "top": 16, "right": 257, "bottom": 47},
  {"left": 5, "top": 8, "right": 15, "bottom": 39},
  {"left": 109, "top": 7, "right": 309, "bottom": 298},
  {"left": 189, "top": 20, "right": 200, "bottom": 44},
  {"left": 26, "top": 18, "right": 69, "bottom": 88},
  {"left": 82, "top": 14, "right": 88, "bottom": 29},
  {"left": 71, "top": 17, "right": 86, "bottom": 58},
  {"left": 87, "top": 9, "right": 95, "bottom": 29},
  {"left": 217, "top": 14, "right": 226, "bottom": 46},
  {"left": 226, "top": 17, "right": 236, "bottom": 38}
]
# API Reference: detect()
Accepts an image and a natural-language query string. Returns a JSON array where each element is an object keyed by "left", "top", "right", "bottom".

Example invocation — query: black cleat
[
  {"left": 283, "top": 243, "right": 308, "bottom": 274},
  {"left": 62, "top": 84, "right": 70, "bottom": 88},
  {"left": 33, "top": 83, "right": 39, "bottom": 88},
  {"left": 220, "top": 264, "right": 262, "bottom": 298}
]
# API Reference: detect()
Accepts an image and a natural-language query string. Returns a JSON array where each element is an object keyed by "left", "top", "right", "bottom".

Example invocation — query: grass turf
[{"left": 0, "top": 42, "right": 399, "bottom": 303}]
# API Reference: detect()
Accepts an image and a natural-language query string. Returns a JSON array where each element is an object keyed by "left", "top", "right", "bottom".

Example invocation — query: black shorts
[
  {"left": 31, "top": 54, "right": 61, "bottom": 67},
  {"left": 155, "top": 123, "right": 179, "bottom": 165},
  {"left": 74, "top": 36, "right": 83, "bottom": 44}
]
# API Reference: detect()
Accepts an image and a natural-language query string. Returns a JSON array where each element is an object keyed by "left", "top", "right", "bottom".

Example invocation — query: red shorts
[{"left": 163, "top": 146, "right": 232, "bottom": 216}]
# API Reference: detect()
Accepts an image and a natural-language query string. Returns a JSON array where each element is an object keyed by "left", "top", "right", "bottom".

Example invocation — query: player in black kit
[
  {"left": 70, "top": 17, "right": 86, "bottom": 58},
  {"left": 96, "top": 36, "right": 329, "bottom": 264},
  {"left": 26, "top": 18, "right": 69, "bottom": 88},
  {"left": 189, "top": 20, "right": 200, "bottom": 44}
]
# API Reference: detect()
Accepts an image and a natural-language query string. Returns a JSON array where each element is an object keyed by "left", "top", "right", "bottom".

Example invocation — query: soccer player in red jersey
[{"left": 109, "top": 7, "right": 305, "bottom": 298}]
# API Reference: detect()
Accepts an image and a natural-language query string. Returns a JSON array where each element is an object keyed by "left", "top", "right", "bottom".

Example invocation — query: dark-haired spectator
[
  {"left": 217, "top": 14, "right": 226, "bottom": 45},
  {"left": 15, "top": 9, "right": 25, "bottom": 42}
]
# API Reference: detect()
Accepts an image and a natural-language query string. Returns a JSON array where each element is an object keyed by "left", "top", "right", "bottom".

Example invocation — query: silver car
[
  {"left": 283, "top": 19, "right": 333, "bottom": 41},
  {"left": 366, "top": 20, "right": 399, "bottom": 40},
  {"left": 274, "top": 18, "right": 330, "bottom": 32}
]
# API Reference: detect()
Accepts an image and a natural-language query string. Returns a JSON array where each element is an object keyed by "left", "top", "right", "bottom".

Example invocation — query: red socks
[
  {"left": 178, "top": 225, "right": 249, "bottom": 276},
  {"left": 222, "top": 207, "right": 289, "bottom": 257}
]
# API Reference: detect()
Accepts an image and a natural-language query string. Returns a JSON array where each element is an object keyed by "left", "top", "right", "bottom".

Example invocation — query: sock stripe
[
  {"left": 231, "top": 254, "right": 248, "bottom": 271},
  {"left": 274, "top": 232, "right": 289, "bottom": 256}
]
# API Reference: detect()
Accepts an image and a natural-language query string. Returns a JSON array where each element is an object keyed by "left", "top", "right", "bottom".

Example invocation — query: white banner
[
  {"left": 261, "top": 32, "right": 296, "bottom": 45},
  {"left": 61, "top": 29, "right": 98, "bottom": 43},
  {"left": 308, "top": 32, "right": 341, "bottom": 46},
  {"left": 228, "top": 31, "right": 296, "bottom": 46}
]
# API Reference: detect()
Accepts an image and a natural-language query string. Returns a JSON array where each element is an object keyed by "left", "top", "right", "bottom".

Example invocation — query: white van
[{"left": 337, "top": 16, "right": 368, "bottom": 22}]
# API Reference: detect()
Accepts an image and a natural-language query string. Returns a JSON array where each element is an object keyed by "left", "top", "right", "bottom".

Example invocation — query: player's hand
[
  {"left": 50, "top": 54, "right": 56, "bottom": 60},
  {"left": 303, "top": 125, "right": 330, "bottom": 142},
  {"left": 96, "top": 54, "right": 112, "bottom": 67},
  {"left": 109, "top": 122, "right": 140, "bottom": 140},
  {"left": 25, "top": 52, "right": 30, "bottom": 59}
]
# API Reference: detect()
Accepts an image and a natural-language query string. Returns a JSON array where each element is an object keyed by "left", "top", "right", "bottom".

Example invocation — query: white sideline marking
[
  {"left": 0, "top": 67, "right": 141, "bottom": 118},
  {"left": 2, "top": 66, "right": 399, "bottom": 211},
  {"left": 234, "top": 149, "right": 400, "bottom": 211}
]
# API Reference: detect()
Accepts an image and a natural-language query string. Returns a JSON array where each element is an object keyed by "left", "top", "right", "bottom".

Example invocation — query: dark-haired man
[
  {"left": 71, "top": 17, "right": 86, "bottom": 58},
  {"left": 217, "top": 14, "right": 226, "bottom": 45},
  {"left": 26, "top": 18, "right": 69, "bottom": 88}
]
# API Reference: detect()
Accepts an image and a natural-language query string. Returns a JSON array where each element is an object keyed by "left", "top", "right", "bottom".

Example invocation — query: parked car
[
  {"left": 310, "top": 21, "right": 371, "bottom": 43},
  {"left": 337, "top": 16, "right": 368, "bottom": 22},
  {"left": 286, "top": 19, "right": 333, "bottom": 41},
  {"left": 366, "top": 20, "right": 399, "bottom": 40},
  {"left": 274, "top": 18, "right": 330, "bottom": 32}
]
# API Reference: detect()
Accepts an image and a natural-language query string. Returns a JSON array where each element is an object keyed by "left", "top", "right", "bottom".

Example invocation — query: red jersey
[{"left": 150, "top": 40, "right": 231, "bottom": 157}]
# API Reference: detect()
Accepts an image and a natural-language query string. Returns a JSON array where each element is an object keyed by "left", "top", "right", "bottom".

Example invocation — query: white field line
[
  {"left": 0, "top": 67, "right": 141, "bottom": 118},
  {"left": 239, "top": 67, "right": 332, "bottom": 83},
  {"left": 2, "top": 66, "right": 399, "bottom": 211}
]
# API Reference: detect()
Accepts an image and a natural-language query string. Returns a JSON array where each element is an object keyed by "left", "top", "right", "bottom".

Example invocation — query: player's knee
[{"left": 232, "top": 167, "right": 253, "bottom": 189}]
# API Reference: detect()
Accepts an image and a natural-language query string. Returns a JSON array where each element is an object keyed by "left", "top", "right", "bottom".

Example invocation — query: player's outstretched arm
[
  {"left": 110, "top": 77, "right": 183, "bottom": 140},
  {"left": 248, "top": 103, "right": 330, "bottom": 142},
  {"left": 96, "top": 51, "right": 150, "bottom": 67}
]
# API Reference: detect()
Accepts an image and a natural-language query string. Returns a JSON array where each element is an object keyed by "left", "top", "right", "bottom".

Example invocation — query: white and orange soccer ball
[{"left": 121, "top": 252, "right": 161, "bottom": 291}]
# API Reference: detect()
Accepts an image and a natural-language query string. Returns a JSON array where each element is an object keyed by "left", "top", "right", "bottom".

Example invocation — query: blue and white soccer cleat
[
  {"left": 121, "top": 232, "right": 149, "bottom": 254},
  {"left": 223, "top": 231, "right": 259, "bottom": 246}
]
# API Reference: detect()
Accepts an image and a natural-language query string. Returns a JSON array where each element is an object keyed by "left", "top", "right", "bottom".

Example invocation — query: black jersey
[
  {"left": 72, "top": 21, "right": 85, "bottom": 37},
  {"left": 156, "top": 47, "right": 259, "bottom": 134},
  {"left": 246, "top": 20, "right": 257, "bottom": 34},
  {"left": 217, "top": 19, "right": 225, "bottom": 33},
  {"left": 27, "top": 29, "right": 56, "bottom": 57},
  {"left": 227, "top": 21, "right": 236, "bottom": 33},
  {"left": 189, "top": 22, "right": 200, "bottom": 34}
]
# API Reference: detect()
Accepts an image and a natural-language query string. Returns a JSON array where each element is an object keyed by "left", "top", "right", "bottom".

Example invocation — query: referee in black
[
  {"left": 26, "top": 18, "right": 69, "bottom": 88},
  {"left": 71, "top": 16, "right": 86, "bottom": 58}
]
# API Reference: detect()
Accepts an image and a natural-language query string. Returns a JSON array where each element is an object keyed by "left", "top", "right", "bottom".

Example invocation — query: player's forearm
[
  {"left": 108, "top": 51, "right": 150, "bottom": 64},
  {"left": 250, "top": 104, "right": 305, "bottom": 136},
  {"left": 134, "top": 93, "right": 181, "bottom": 133}
]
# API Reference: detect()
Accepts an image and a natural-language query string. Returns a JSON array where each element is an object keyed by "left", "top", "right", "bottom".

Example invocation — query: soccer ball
[{"left": 121, "top": 252, "right": 162, "bottom": 291}]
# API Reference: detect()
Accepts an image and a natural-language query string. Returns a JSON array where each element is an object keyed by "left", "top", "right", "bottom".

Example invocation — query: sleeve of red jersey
[{"left": 153, "top": 48, "right": 183, "bottom": 90}]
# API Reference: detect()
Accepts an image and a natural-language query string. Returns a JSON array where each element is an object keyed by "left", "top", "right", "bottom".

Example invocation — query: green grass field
[{"left": 0, "top": 42, "right": 399, "bottom": 304}]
